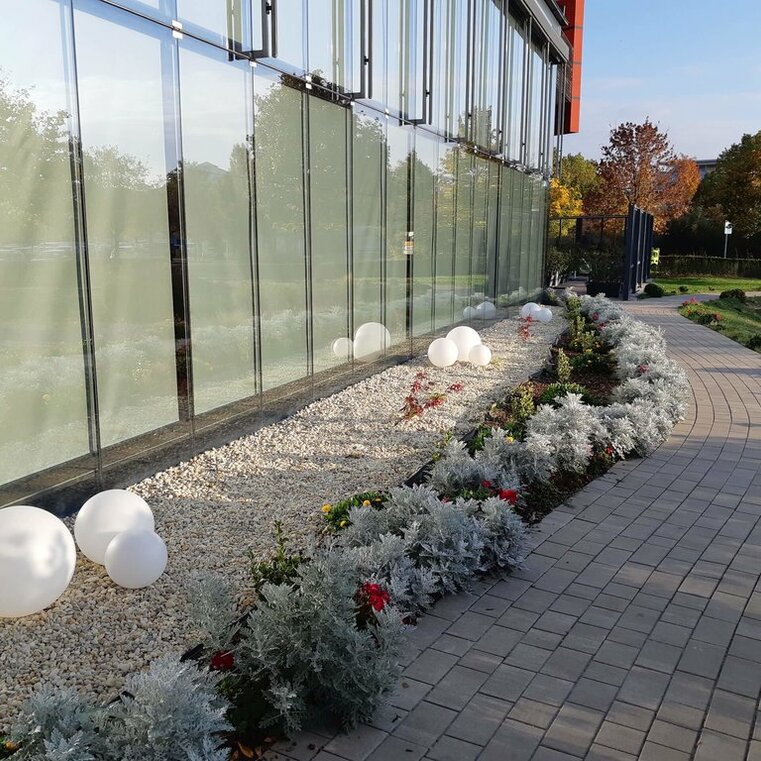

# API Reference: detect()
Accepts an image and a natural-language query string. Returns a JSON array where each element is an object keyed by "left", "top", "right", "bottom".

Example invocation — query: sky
[{"left": 562, "top": 0, "right": 761, "bottom": 161}]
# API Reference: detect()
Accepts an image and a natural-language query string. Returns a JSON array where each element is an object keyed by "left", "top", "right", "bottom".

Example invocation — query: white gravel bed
[{"left": 0, "top": 315, "right": 564, "bottom": 727}]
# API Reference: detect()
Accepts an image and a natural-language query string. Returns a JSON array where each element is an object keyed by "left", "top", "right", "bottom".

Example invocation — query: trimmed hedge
[{"left": 657, "top": 256, "right": 761, "bottom": 278}]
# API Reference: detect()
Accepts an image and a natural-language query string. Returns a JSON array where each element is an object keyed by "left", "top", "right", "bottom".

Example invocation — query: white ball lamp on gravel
[
  {"left": 519, "top": 302, "right": 540, "bottom": 318},
  {"left": 353, "top": 322, "right": 391, "bottom": 361},
  {"left": 427, "top": 337, "right": 459, "bottom": 367},
  {"left": 469, "top": 344, "right": 492, "bottom": 367},
  {"left": 446, "top": 325, "right": 481, "bottom": 362},
  {"left": 535, "top": 307, "right": 553, "bottom": 323},
  {"left": 0, "top": 505, "right": 76, "bottom": 618},
  {"left": 104, "top": 529, "right": 168, "bottom": 589},
  {"left": 74, "top": 489, "right": 154, "bottom": 565},
  {"left": 462, "top": 306, "right": 477, "bottom": 320}
]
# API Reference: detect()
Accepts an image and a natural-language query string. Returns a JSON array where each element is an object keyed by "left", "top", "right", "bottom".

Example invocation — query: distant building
[{"left": 696, "top": 159, "right": 718, "bottom": 180}]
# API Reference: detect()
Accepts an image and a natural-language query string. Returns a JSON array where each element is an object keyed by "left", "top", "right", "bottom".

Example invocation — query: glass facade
[{"left": 0, "top": 0, "right": 564, "bottom": 506}]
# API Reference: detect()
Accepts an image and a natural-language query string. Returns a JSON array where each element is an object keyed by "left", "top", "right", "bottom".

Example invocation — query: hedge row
[{"left": 656, "top": 256, "right": 761, "bottom": 278}]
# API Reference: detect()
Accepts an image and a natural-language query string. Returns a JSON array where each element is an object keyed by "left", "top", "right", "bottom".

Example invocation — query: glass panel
[
  {"left": 471, "top": 156, "right": 489, "bottom": 313},
  {"left": 178, "top": 40, "right": 256, "bottom": 415},
  {"left": 412, "top": 133, "right": 437, "bottom": 336},
  {"left": 485, "top": 161, "right": 501, "bottom": 302},
  {"left": 527, "top": 43, "right": 545, "bottom": 169},
  {"left": 253, "top": 70, "right": 308, "bottom": 389},
  {"left": 434, "top": 144, "right": 456, "bottom": 328},
  {"left": 177, "top": 0, "right": 251, "bottom": 52},
  {"left": 506, "top": 15, "right": 526, "bottom": 162},
  {"left": 510, "top": 171, "right": 526, "bottom": 299},
  {"left": 429, "top": 0, "right": 467, "bottom": 136},
  {"left": 0, "top": 0, "right": 90, "bottom": 484},
  {"left": 453, "top": 149, "right": 472, "bottom": 319},
  {"left": 472, "top": 0, "right": 502, "bottom": 152},
  {"left": 272, "top": 0, "right": 305, "bottom": 74},
  {"left": 386, "top": 121, "right": 410, "bottom": 347},
  {"left": 352, "top": 105, "right": 384, "bottom": 349},
  {"left": 519, "top": 173, "right": 533, "bottom": 293},
  {"left": 74, "top": 1, "right": 179, "bottom": 447},
  {"left": 307, "top": 0, "right": 359, "bottom": 91},
  {"left": 308, "top": 95, "right": 350, "bottom": 372},
  {"left": 497, "top": 165, "right": 516, "bottom": 304}
]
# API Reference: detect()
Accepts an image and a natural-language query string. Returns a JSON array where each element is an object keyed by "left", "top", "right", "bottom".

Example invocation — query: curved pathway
[{"left": 268, "top": 297, "right": 761, "bottom": 761}]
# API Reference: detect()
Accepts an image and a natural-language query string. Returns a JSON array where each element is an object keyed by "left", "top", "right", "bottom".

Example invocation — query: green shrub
[
  {"left": 510, "top": 385, "right": 536, "bottom": 427},
  {"left": 251, "top": 520, "right": 306, "bottom": 593},
  {"left": 555, "top": 348, "right": 571, "bottom": 384},
  {"left": 644, "top": 282, "right": 665, "bottom": 298},
  {"left": 678, "top": 285, "right": 689, "bottom": 293},
  {"left": 746, "top": 335, "right": 761, "bottom": 351},
  {"left": 539, "top": 383, "right": 588, "bottom": 406},
  {"left": 571, "top": 351, "right": 613, "bottom": 375},
  {"left": 719, "top": 288, "right": 746, "bottom": 302}
]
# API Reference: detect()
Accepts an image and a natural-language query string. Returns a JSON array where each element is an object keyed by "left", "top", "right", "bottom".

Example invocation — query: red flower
[
  {"left": 481, "top": 480, "right": 493, "bottom": 489},
  {"left": 361, "top": 582, "right": 391, "bottom": 612},
  {"left": 637, "top": 364, "right": 649, "bottom": 375},
  {"left": 498, "top": 489, "right": 518, "bottom": 505},
  {"left": 210, "top": 650, "right": 235, "bottom": 671},
  {"left": 605, "top": 446, "right": 614, "bottom": 456},
  {"left": 592, "top": 312, "right": 600, "bottom": 321},
  {"left": 447, "top": 382, "right": 464, "bottom": 393}
]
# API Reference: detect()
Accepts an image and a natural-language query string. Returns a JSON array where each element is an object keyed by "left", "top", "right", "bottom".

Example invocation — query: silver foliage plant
[
  {"left": 339, "top": 485, "right": 527, "bottom": 615},
  {"left": 9, "top": 657, "right": 231, "bottom": 761},
  {"left": 433, "top": 294, "right": 690, "bottom": 487},
  {"left": 238, "top": 548, "right": 406, "bottom": 736}
]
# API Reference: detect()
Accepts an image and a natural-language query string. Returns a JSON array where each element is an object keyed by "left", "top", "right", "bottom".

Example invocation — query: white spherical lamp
[
  {"left": 331, "top": 336, "right": 353, "bottom": 358},
  {"left": 446, "top": 326, "right": 481, "bottom": 362},
  {"left": 427, "top": 338, "right": 459, "bottom": 368},
  {"left": 463, "top": 306, "right": 477, "bottom": 320},
  {"left": 475, "top": 301, "right": 497, "bottom": 320},
  {"left": 469, "top": 344, "right": 492, "bottom": 367},
  {"left": 74, "top": 490, "right": 154, "bottom": 565},
  {"left": 353, "top": 322, "right": 391, "bottom": 361},
  {"left": 105, "top": 530, "right": 167, "bottom": 589},
  {"left": 536, "top": 307, "right": 553, "bottom": 323},
  {"left": 0, "top": 506, "right": 76, "bottom": 618},
  {"left": 520, "top": 302, "right": 539, "bottom": 318}
]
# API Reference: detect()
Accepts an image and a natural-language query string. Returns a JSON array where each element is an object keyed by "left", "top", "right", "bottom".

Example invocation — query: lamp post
[{"left": 724, "top": 221, "right": 733, "bottom": 258}]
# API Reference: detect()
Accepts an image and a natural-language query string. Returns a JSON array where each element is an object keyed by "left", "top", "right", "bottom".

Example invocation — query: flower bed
[{"left": 2, "top": 294, "right": 689, "bottom": 760}]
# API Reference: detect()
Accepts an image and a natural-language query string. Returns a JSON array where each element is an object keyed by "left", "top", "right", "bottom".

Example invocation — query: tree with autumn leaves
[{"left": 583, "top": 120, "right": 700, "bottom": 232}]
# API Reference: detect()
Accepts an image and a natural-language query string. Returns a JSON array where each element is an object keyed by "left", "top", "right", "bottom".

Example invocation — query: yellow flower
[
  {"left": 4, "top": 741, "right": 19, "bottom": 751},
  {"left": 340, "top": 520, "right": 348, "bottom": 527},
  {"left": 505, "top": 435, "right": 514, "bottom": 443},
  {"left": 362, "top": 499, "right": 371, "bottom": 507},
  {"left": 321, "top": 504, "right": 332, "bottom": 514}
]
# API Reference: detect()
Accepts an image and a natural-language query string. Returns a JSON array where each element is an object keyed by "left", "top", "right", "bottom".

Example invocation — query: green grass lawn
[
  {"left": 653, "top": 275, "right": 761, "bottom": 295},
  {"left": 679, "top": 295, "right": 761, "bottom": 352}
]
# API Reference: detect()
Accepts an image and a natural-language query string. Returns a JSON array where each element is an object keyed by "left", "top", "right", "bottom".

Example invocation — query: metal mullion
[
  {"left": 301, "top": 91, "right": 314, "bottom": 384},
  {"left": 347, "top": 106, "right": 356, "bottom": 365},
  {"left": 164, "top": 33, "right": 195, "bottom": 428},
  {"left": 64, "top": 0, "right": 102, "bottom": 480}
]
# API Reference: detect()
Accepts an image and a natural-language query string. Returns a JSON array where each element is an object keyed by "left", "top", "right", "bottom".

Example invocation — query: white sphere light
[
  {"left": 475, "top": 301, "right": 497, "bottom": 320},
  {"left": 536, "top": 307, "right": 553, "bottom": 323},
  {"left": 353, "top": 322, "right": 391, "bottom": 361},
  {"left": 520, "top": 302, "right": 539, "bottom": 318},
  {"left": 462, "top": 306, "right": 477, "bottom": 320},
  {"left": 331, "top": 336, "right": 353, "bottom": 358},
  {"left": 0, "top": 506, "right": 76, "bottom": 618},
  {"left": 446, "top": 325, "right": 481, "bottom": 362},
  {"left": 74, "top": 490, "right": 154, "bottom": 565},
  {"left": 427, "top": 337, "right": 459, "bottom": 368},
  {"left": 105, "top": 529, "right": 167, "bottom": 589},
  {"left": 469, "top": 344, "right": 492, "bottom": 367}
]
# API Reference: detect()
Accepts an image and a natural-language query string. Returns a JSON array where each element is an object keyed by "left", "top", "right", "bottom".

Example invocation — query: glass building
[{"left": 0, "top": 0, "right": 579, "bottom": 511}]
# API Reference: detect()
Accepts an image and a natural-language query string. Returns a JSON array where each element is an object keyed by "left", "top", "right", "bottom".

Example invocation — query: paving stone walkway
[{"left": 268, "top": 297, "right": 761, "bottom": 761}]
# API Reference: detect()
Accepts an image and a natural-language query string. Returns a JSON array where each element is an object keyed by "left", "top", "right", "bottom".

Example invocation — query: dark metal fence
[{"left": 548, "top": 204, "right": 655, "bottom": 300}]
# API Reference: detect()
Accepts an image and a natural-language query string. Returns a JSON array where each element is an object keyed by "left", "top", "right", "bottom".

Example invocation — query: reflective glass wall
[{"left": 0, "top": 0, "right": 561, "bottom": 506}]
